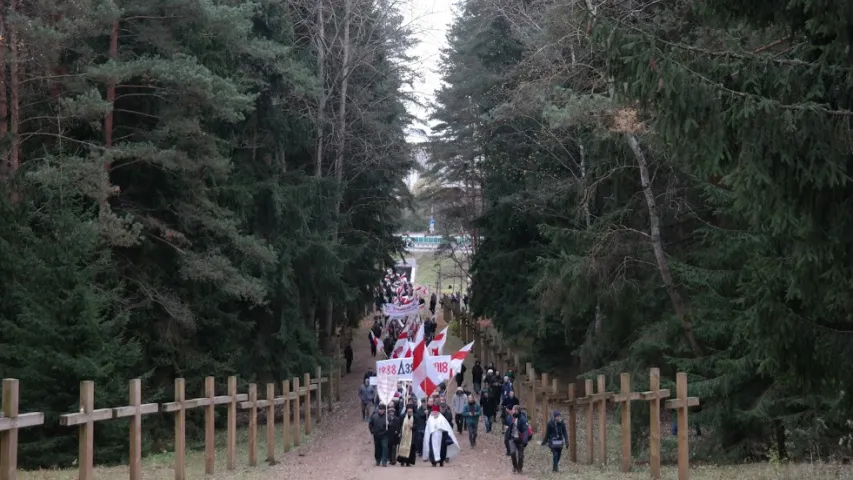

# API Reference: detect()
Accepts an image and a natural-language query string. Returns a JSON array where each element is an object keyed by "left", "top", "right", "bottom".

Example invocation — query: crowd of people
[
  {"left": 360, "top": 269, "right": 571, "bottom": 473},
  {"left": 359, "top": 358, "right": 572, "bottom": 474}
]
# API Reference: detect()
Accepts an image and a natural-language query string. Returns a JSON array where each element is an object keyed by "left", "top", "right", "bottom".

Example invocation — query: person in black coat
[
  {"left": 541, "top": 411, "right": 570, "bottom": 472},
  {"left": 368, "top": 404, "right": 390, "bottom": 466},
  {"left": 471, "top": 360, "right": 484, "bottom": 394},
  {"left": 414, "top": 398, "right": 429, "bottom": 455},
  {"left": 343, "top": 344, "right": 353, "bottom": 374}
]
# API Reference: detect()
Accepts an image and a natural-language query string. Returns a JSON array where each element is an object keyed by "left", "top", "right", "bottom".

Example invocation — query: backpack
[{"left": 517, "top": 413, "right": 530, "bottom": 443}]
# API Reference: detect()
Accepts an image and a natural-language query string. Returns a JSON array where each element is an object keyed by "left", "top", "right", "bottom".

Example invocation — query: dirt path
[{"left": 267, "top": 319, "right": 530, "bottom": 480}]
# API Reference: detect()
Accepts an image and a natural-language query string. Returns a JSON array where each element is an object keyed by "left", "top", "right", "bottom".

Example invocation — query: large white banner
[
  {"left": 377, "top": 357, "right": 414, "bottom": 381},
  {"left": 382, "top": 302, "right": 419, "bottom": 318}
]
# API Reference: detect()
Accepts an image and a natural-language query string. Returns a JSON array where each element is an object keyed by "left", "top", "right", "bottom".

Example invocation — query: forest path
[{"left": 263, "top": 314, "right": 529, "bottom": 480}]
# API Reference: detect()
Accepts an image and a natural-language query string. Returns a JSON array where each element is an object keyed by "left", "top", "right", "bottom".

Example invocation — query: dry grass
[{"left": 19, "top": 423, "right": 315, "bottom": 480}]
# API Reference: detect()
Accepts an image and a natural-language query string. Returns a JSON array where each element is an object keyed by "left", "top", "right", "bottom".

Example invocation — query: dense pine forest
[
  {"left": 425, "top": 0, "right": 853, "bottom": 463},
  {"left": 0, "top": 0, "right": 412, "bottom": 467}
]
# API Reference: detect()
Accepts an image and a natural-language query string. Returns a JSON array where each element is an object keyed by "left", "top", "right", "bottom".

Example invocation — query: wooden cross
[
  {"left": 525, "top": 363, "right": 538, "bottom": 433},
  {"left": 60, "top": 381, "right": 115, "bottom": 480},
  {"left": 641, "top": 368, "right": 671, "bottom": 479},
  {"left": 576, "top": 375, "right": 612, "bottom": 465},
  {"left": 665, "top": 372, "right": 699, "bottom": 480},
  {"left": 303, "top": 373, "right": 312, "bottom": 435},
  {"left": 612, "top": 373, "right": 641, "bottom": 472},
  {"left": 1, "top": 379, "right": 45, "bottom": 480},
  {"left": 281, "top": 379, "right": 292, "bottom": 452},
  {"left": 112, "top": 379, "right": 158, "bottom": 480},
  {"left": 565, "top": 383, "right": 578, "bottom": 462},
  {"left": 162, "top": 377, "right": 248, "bottom": 479},
  {"left": 539, "top": 373, "right": 550, "bottom": 436},
  {"left": 292, "top": 376, "right": 302, "bottom": 447},
  {"left": 226, "top": 376, "right": 238, "bottom": 471},
  {"left": 243, "top": 384, "right": 259, "bottom": 466}
]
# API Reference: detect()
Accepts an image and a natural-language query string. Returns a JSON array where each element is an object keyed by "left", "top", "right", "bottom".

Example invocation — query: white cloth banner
[
  {"left": 383, "top": 302, "right": 419, "bottom": 318},
  {"left": 376, "top": 373, "right": 398, "bottom": 406},
  {"left": 377, "top": 357, "right": 414, "bottom": 381}
]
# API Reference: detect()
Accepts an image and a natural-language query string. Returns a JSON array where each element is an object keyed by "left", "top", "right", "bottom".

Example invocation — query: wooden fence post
[
  {"left": 1, "top": 379, "right": 45, "bottom": 480},
  {"left": 566, "top": 383, "right": 577, "bottom": 462},
  {"left": 540, "top": 373, "right": 550, "bottom": 435},
  {"left": 171, "top": 379, "right": 186, "bottom": 480},
  {"left": 326, "top": 365, "right": 334, "bottom": 412},
  {"left": 293, "top": 376, "right": 301, "bottom": 446},
  {"left": 227, "top": 376, "right": 237, "bottom": 471},
  {"left": 315, "top": 367, "right": 323, "bottom": 424},
  {"left": 596, "top": 375, "right": 610, "bottom": 465},
  {"left": 266, "top": 383, "right": 275, "bottom": 463},
  {"left": 246, "top": 384, "right": 258, "bottom": 466},
  {"left": 613, "top": 373, "right": 640, "bottom": 472},
  {"left": 113, "top": 379, "right": 158, "bottom": 480},
  {"left": 580, "top": 378, "right": 594, "bottom": 464},
  {"left": 204, "top": 377, "right": 215, "bottom": 475},
  {"left": 665, "top": 372, "right": 700, "bottom": 480},
  {"left": 304, "top": 372, "right": 312, "bottom": 434},
  {"left": 643, "top": 368, "right": 670, "bottom": 479},
  {"left": 526, "top": 363, "right": 538, "bottom": 432},
  {"left": 59, "top": 381, "right": 113, "bottom": 480},
  {"left": 282, "top": 379, "right": 291, "bottom": 452}
]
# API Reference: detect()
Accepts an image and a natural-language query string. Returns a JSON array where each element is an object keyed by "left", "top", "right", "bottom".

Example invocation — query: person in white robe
[{"left": 422, "top": 405, "right": 461, "bottom": 467}]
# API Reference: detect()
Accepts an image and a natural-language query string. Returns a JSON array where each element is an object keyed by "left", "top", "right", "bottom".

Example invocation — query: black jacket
[
  {"left": 414, "top": 406, "right": 428, "bottom": 433},
  {"left": 369, "top": 412, "right": 388, "bottom": 438},
  {"left": 472, "top": 364, "right": 483, "bottom": 382},
  {"left": 542, "top": 419, "right": 569, "bottom": 447}
]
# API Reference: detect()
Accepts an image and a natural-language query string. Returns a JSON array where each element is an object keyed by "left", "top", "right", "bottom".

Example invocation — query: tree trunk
[
  {"left": 314, "top": 0, "right": 326, "bottom": 177},
  {"left": 8, "top": 0, "right": 20, "bottom": 177},
  {"left": 321, "top": 0, "right": 352, "bottom": 355},
  {"left": 625, "top": 133, "right": 703, "bottom": 356},
  {"left": 0, "top": 0, "right": 8, "bottom": 177}
]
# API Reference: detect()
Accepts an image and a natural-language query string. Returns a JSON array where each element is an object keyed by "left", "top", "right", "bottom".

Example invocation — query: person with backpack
[
  {"left": 541, "top": 410, "right": 569, "bottom": 472},
  {"left": 505, "top": 405, "right": 529, "bottom": 474}
]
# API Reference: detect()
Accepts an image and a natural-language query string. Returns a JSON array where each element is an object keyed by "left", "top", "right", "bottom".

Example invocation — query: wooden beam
[
  {"left": 1, "top": 379, "right": 45, "bottom": 480},
  {"left": 664, "top": 372, "right": 700, "bottom": 480},
  {"left": 265, "top": 383, "right": 275, "bottom": 463},
  {"left": 566, "top": 383, "right": 577, "bottom": 462},
  {"left": 292, "top": 377, "right": 301, "bottom": 446},
  {"left": 227, "top": 376, "right": 237, "bottom": 471},
  {"left": 645, "top": 368, "right": 666, "bottom": 479},
  {"left": 614, "top": 373, "right": 640, "bottom": 473},
  {"left": 245, "top": 384, "right": 257, "bottom": 466},
  {"left": 596, "top": 375, "right": 608, "bottom": 466},
  {"left": 173, "top": 378, "right": 186, "bottom": 480},
  {"left": 204, "top": 377, "right": 215, "bottom": 475},
  {"left": 115, "top": 379, "right": 158, "bottom": 480},
  {"left": 282, "top": 379, "right": 291, "bottom": 452},
  {"left": 304, "top": 372, "right": 312, "bottom": 434},
  {"left": 59, "top": 381, "right": 113, "bottom": 480}
]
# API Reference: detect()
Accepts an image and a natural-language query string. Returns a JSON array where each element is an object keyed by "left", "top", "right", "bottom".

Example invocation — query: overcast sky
[
  {"left": 401, "top": 0, "right": 455, "bottom": 143},
  {"left": 400, "top": 0, "right": 456, "bottom": 188}
]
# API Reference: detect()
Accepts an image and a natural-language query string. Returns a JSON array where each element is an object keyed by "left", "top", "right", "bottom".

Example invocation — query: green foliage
[
  {"left": 0, "top": 0, "right": 411, "bottom": 467},
  {"left": 432, "top": 0, "right": 853, "bottom": 462}
]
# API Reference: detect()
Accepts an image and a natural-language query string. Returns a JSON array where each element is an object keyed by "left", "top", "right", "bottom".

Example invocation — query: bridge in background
[{"left": 396, "top": 233, "right": 474, "bottom": 252}]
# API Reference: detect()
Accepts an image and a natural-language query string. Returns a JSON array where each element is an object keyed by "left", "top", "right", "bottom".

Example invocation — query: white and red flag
[
  {"left": 428, "top": 326, "right": 449, "bottom": 356},
  {"left": 449, "top": 341, "right": 475, "bottom": 378}
]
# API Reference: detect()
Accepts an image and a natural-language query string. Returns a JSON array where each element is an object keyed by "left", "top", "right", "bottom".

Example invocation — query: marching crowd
[
  {"left": 359, "top": 358, "right": 572, "bottom": 474},
  {"left": 363, "top": 269, "right": 570, "bottom": 473}
]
